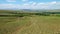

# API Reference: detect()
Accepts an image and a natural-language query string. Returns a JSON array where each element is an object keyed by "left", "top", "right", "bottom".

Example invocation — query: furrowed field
[{"left": 0, "top": 16, "right": 60, "bottom": 34}]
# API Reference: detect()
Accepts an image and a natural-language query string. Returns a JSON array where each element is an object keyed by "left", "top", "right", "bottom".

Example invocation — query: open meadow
[
  {"left": 0, "top": 0, "right": 60, "bottom": 34},
  {"left": 0, "top": 15, "right": 60, "bottom": 34}
]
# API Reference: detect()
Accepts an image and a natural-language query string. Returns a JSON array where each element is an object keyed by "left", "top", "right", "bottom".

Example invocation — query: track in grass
[
  {"left": 15, "top": 16, "right": 60, "bottom": 34},
  {"left": 0, "top": 16, "right": 60, "bottom": 34}
]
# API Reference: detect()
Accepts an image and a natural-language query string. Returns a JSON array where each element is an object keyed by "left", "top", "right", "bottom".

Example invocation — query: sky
[{"left": 0, "top": 0, "right": 60, "bottom": 9}]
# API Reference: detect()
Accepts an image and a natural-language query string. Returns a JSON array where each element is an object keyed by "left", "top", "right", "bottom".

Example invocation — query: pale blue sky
[{"left": 0, "top": 0, "right": 60, "bottom": 9}]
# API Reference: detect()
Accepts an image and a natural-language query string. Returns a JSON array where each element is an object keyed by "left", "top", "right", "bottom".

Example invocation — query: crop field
[{"left": 0, "top": 15, "right": 60, "bottom": 34}]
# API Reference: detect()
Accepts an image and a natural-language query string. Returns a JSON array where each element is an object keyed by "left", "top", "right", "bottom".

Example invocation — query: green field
[{"left": 0, "top": 16, "right": 60, "bottom": 34}]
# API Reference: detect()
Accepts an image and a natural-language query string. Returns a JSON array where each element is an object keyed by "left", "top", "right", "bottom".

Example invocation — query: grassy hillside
[
  {"left": 15, "top": 16, "right": 60, "bottom": 34},
  {"left": 0, "top": 10, "right": 60, "bottom": 34},
  {"left": 0, "top": 16, "right": 60, "bottom": 34},
  {"left": 0, "top": 16, "right": 32, "bottom": 34}
]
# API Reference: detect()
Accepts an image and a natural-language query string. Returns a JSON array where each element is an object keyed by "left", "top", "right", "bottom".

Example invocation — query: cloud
[
  {"left": 6, "top": 0, "right": 16, "bottom": 2},
  {"left": 50, "top": 1, "right": 57, "bottom": 4},
  {"left": 0, "top": 1, "right": 60, "bottom": 9},
  {"left": 23, "top": 3, "right": 29, "bottom": 6},
  {"left": 32, "top": 2, "right": 37, "bottom": 6},
  {"left": 0, "top": 4, "right": 20, "bottom": 9}
]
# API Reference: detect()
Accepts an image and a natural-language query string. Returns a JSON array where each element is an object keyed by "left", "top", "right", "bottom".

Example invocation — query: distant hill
[{"left": 0, "top": 9, "right": 60, "bottom": 13}]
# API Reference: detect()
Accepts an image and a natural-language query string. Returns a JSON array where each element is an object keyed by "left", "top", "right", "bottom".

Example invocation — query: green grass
[
  {"left": 16, "top": 16, "right": 60, "bottom": 34},
  {"left": 0, "top": 16, "right": 60, "bottom": 34},
  {"left": 0, "top": 17, "right": 31, "bottom": 34}
]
